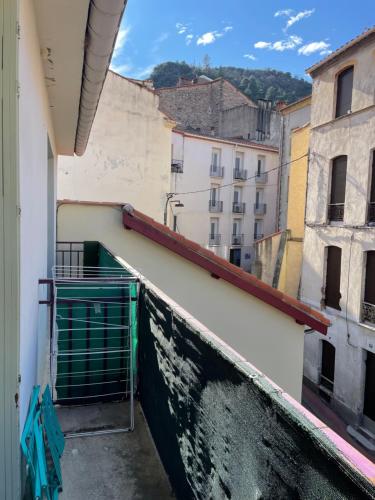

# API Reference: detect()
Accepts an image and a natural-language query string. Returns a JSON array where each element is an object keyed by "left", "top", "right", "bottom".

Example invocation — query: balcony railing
[
  {"left": 255, "top": 172, "right": 268, "bottom": 184},
  {"left": 171, "top": 159, "right": 183, "bottom": 173},
  {"left": 254, "top": 203, "right": 267, "bottom": 215},
  {"left": 233, "top": 168, "right": 247, "bottom": 181},
  {"left": 319, "top": 374, "right": 334, "bottom": 393},
  {"left": 209, "top": 200, "right": 223, "bottom": 212},
  {"left": 231, "top": 234, "right": 244, "bottom": 246},
  {"left": 328, "top": 203, "right": 344, "bottom": 222},
  {"left": 210, "top": 165, "right": 224, "bottom": 178},
  {"left": 362, "top": 301, "right": 375, "bottom": 324},
  {"left": 208, "top": 233, "right": 221, "bottom": 246},
  {"left": 254, "top": 233, "right": 264, "bottom": 241},
  {"left": 233, "top": 202, "right": 246, "bottom": 214},
  {"left": 367, "top": 202, "right": 375, "bottom": 224}
]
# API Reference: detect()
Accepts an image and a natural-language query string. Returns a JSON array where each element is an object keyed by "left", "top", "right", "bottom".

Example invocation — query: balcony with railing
[
  {"left": 254, "top": 233, "right": 264, "bottom": 241},
  {"left": 209, "top": 164, "right": 224, "bottom": 178},
  {"left": 231, "top": 233, "right": 244, "bottom": 246},
  {"left": 208, "top": 233, "right": 221, "bottom": 246},
  {"left": 367, "top": 202, "right": 375, "bottom": 224},
  {"left": 255, "top": 171, "right": 268, "bottom": 184},
  {"left": 254, "top": 203, "right": 267, "bottom": 215},
  {"left": 362, "top": 301, "right": 375, "bottom": 324},
  {"left": 209, "top": 199, "right": 223, "bottom": 212},
  {"left": 233, "top": 168, "right": 247, "bottom": 181},
  {"left": 328, "top": 203, "right": 344, "bottom": 222},
  {"left": 232, "top": 202, "right": 246, "bottom": 214},
  {"left": 171, "top": 159, "right": 183, "bottom": 173}
]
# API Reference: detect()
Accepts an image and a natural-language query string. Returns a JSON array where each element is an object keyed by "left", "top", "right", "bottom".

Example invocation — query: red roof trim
[{"left": 123, "top": 209, "right": 329, "bottom": 334}]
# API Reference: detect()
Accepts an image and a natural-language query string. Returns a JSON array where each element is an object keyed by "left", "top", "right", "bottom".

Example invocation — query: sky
[{"left": 110, "top": 0, "right": 373, "bottom": 80}]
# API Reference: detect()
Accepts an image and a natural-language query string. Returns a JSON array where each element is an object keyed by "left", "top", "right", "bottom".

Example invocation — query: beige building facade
[
  {"left": 58, "top": 71, "right": 175, "bottom": 223},
  {"left": 301, "top": 28, "right": 375, "bottom": 446}
]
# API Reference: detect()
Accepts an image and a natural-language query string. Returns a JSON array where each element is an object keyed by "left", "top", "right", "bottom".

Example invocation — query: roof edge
[{"left": 122, "top": 208, "right": 329, "bottom": 334}]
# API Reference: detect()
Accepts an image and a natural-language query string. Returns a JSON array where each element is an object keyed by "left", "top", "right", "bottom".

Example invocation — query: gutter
[{"left": 74, "top": 0, "right": 128, "bottom": 156}]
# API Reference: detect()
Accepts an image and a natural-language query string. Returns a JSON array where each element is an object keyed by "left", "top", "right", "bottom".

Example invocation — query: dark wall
[{"left": 138, "top": 284, "right": 374, "bottom": 500}]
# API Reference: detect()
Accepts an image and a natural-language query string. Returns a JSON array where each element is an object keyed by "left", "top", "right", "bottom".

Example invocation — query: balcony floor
[{"left": 57, "top": 401, "right": 174, "bottom": 500}]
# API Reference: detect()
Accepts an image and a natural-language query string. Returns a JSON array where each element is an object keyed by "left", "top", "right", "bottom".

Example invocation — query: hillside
[{"left": 150, "top": 61, "right": 311, "bottom": 104}]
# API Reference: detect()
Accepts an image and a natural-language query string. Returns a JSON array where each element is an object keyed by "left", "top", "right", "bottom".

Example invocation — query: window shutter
[
  {"left": 336, "top": 66, "right": 353, "bottom": 118},
  {"left": 325, "top": 246, "right": 342, "bottom": 310},
  {"left": 365, "top": 251, "right": 375, "bottom": 305}
]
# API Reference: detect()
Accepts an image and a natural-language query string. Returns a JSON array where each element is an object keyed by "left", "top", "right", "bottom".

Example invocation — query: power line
[{"left": 170, "top": 153, "right": 309, "bottom": 197}]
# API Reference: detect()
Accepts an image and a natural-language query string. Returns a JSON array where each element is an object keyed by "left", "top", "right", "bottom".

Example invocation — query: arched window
[
  {"left": 335, "top": 66, "right": 353, "bottom": 118},
  {"left": 324, "top": 246, "right": 342, "bottom": 310}
]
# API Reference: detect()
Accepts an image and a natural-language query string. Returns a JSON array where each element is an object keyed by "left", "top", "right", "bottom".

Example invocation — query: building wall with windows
[
  {"left": 170, "top": 130, "right": 279, "bottom": 271},
  {"left": 301, "top": 29, "right": 375, "bottom": 437}
]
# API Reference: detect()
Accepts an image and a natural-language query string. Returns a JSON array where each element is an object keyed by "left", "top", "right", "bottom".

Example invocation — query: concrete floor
[{"left": 57, "top": 401, "right": 175, "bottom": 500}]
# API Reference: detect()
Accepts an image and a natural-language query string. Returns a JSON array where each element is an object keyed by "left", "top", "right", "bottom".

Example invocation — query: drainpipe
[
  {"left": 276, "top": 112, "right": 284, "bottom": 231},
  {"left": 75, "top": 0, "right": 128, "bottom": 156}
]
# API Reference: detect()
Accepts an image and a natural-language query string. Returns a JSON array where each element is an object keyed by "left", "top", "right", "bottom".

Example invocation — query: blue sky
[{"left": 110, "top": 0, "right": 373, "bottom": 80}]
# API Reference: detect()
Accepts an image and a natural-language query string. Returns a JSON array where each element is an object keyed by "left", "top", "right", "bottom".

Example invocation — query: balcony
[
  {"left": 328, "top": 203, "right": 344, "bottom": 222},
  {"left": 233, "top": 168, "right": 247, "bottom": 181},
  {"left": 231, "top": 233, "right": 244, "bottom": 246},
  {"left": 254, "top": 233, "right": 264, "bottom": 241},
  {"left": 255, "top": 172, "right": 268, "bottom": 184},
  {"left": 232, "top": 202, "right": 246, "bottom": 214},
  {"left": 208, "top": 233, "right": 221, "bottom": 246},
  {"left": 209, "top": 165, "right": 224, "bottom": 178},
  {"left": 171, "top": 159, "right": 183, "bottom": 173},
  {"left": 209, "top": 200, "right": 223, "bottom": 212},
  {"left": 362, "top": 301, "right": 375, "bottom": 324},
  {"left": 367, "top": 202, "right": 375, "bottom": 224},
  {"left": 254, "top": 203, "right": 267, "bottom": 215}
]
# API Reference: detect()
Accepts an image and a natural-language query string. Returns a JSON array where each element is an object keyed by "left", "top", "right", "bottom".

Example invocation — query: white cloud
[
  {"left": 109, "top": 62, "right": 132, "bottom": 75},
  {"left": 254, "top": 41, "right": 271, "bottom": 49},
  {"left": 223, "top": 26, "right": 233, "bottom": 32},
  {"left": 254, "top": 35, "right": 302, "bottom": 52},
  {"left": 132, "top": 64, "right": 156, "bottom": 80},
  {"left": 185, "top": 34, "right": 194, "bottom": 46},
  {"left": 244, "top": 54, "right": 256, "bottom": 61},
  {"left": 298, "top": 40, "right": 330, "bottom": 56},
  {"left": 274, "top": 9, "right": 293, "bottom": 17},
  {"left": 285, "top": 9, "right": 315, "bottom": 30},
  {"left": 176, "top": 22, "right": 188, "bottom": 34},
  {"left": 197, "top": 32, "right": 216, "bottom": 45},
  {"left": 112, "top": 26, "right": 131, "bottom": 59}
]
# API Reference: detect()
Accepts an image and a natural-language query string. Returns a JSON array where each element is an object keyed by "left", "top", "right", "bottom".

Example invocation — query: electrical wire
[{"left": 169, "top": 153, "right": 308, "bottom": 197}]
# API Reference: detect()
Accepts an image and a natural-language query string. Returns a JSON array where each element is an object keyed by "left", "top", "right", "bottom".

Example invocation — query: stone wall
[
  {"left": 139, "top": 283, "right": 375, "bottom": 500},
  {"left": 157, "top": 79, "right": 251, "bottom": 135}
]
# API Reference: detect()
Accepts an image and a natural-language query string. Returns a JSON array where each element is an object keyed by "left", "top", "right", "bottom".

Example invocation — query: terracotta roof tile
[{"left": 123, "top": 208, "right": 329, "bottom": 334}]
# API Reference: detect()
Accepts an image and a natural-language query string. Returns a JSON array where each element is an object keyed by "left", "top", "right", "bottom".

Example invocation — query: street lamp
[{"left": 164, "top": 193, "right": 184, "bottom": 225}]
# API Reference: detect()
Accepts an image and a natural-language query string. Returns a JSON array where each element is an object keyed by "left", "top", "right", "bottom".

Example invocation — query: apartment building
[
  {"left": 169, "top": 130, "right": 279, "bottom": 270},
  {"left": 301, "top": 27, "right": 375, "bottom": 448}
]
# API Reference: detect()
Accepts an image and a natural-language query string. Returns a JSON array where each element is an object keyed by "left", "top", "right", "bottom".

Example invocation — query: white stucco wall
[
  {"left": 302, "top": 38, "right": 375, "bottom": 424},
  {"left": 57, "top": 203, "right": 305, "bottom": 401},
  {"left": 18, "top": 0, "right": 57, "bottom": 427},
  {"left": 170, "top": 132, "right": 279, "bottom": 270},
  {"left": 58, "top": 71, "right": 173, "bottom": 223}
]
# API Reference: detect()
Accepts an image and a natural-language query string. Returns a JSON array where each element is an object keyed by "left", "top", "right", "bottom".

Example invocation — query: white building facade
[
  {"left": 170, "top": 130, "right": 279, "bottom": 270},
  {"left": 301, "top": 28, "right": 375, "bottom": 444}
]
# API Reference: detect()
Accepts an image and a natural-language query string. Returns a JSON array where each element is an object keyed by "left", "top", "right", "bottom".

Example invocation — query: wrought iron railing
[
  {"left": 328, "top": 203, "right": 344, "bottom": 222},
  {"left": 367, "top": 202, "right": 375, "bottom": 224},
  {"left": 171, "top": 159, "right": 183, "bottom": 173},
  {"left": 319, "top": 374, "right": 334, "bottom": 392},
  {"left": 231, "top": 234, "right": 244, "bottom": 246},
  {"left": 209, "top": 200, "right": 223, "bottom": 212},
  {"left": 208, "top": 233, "right": 221, "bottom": 246},
  {"left": 255, "top": 172, "right": 268, "bottom": 184},
  {"left": 254, "top": 233, "right": 264, "bottom": 241},
  {"left": 254, "top": 203, "right": 267, "bottom": 215},
  {"left": 233, "top": 168, "right": 247, "bottom": 181},
  {"left": 209, "top": 165, "right": 224, "bottom": 178},
  {"left": 233, "top": 202, "right": 246, "bottom": 213},
  {"left": 362, "top": 302, "right": 375, "bottom": 324}
]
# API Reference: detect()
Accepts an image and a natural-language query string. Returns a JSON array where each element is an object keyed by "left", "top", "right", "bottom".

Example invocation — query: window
[
  {"left": 232, "top": 219, "right": 241, "bottom": 236},
  {"left": 324, "top": 246, "right": 342, "bottom": 310},
  {"left": 362, "top": 251, "right": 375, "bottom": 323},
  {"left": 173, "top": 215, "right": 177, "bottom": 232},
  {"left": 254, "top": 219, "right": 263, "bottom": 240},
  {"left": 229, "top": 248, "right": 241, "bottom": 267},
  {"left": 235, "top": 152, "right": 244, "bottom": 172},
  {"left": 212, "top": 148, "right": 221, "bottom": 169},
  {"left": 210, "top": 185, "right": 218, "bottom": 203},
  {"left": 210, "top": 218, "right": 219, "bottom": 237},
  {"left": 328, "top": 156, "right": 347, "bottom": 222},
  {"left": 364, "top": 351, "right": 375, "bottom": 423},
  {"left": 320, "top": 340, "right": 335, "bottom": 392},
  {"left": 367, "top": 152, "right": 375, "bottom": 224},
  {"left": 255, "top": 189, "right": 263, "bottom": 207},
  {"left": 335, "top": 66, "right": 353, "bottom": 118},
  {"left": 233, "top": 188, "right": 241, "bottom": 203},
  {"left": 257, "top": 155, "right": 265, "bottom": 175}
]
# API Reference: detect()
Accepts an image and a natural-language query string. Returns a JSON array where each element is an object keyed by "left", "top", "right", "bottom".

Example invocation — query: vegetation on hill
[{"left": 150, "top": 61, "right": 311, "bottom": 104}]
